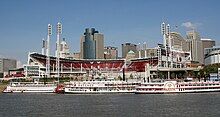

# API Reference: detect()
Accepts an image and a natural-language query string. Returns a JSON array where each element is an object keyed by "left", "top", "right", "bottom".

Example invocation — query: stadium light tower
[
  {"left": 166, "top": 24, "right": 173, "bottom": 68},
  {"left": 56, "top": 22, "right": 62, "bottom": 82},
  {"left": 46, "top": 24, "right": 52, "bottom": 78},
  {"left": 143, "top": 42, "right": 147, "bottom": 58},
  {"left": 166, "top": 24, "right": 171, "bottom": 49},
  {"left": 138, "top": 43, "right": 141, "bottom": 58},
  {"left": 161, "top": 22, "right": 166, "bottom": 47}
]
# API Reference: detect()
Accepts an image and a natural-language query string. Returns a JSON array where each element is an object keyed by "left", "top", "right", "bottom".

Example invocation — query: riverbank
[{"left": 0, "top": 83, "right": 7, "bottom": 92}]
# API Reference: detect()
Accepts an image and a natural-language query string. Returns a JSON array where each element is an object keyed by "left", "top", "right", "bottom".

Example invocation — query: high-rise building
[
  {"left": 201, "top": 38, "right": 216, "bottom": 49},
  {"left": 80, "top": 28, "right": 104, "bottom": 59},
  {"left": 94, "top": 33, "right": 104, "bottom": 59},
  {"left": 80, "top": 35, "right": 85, "bottom": 59},
  {"left": 170, "top": 32, "right": 187, "bottom": 51},
  {"left": 0, "top": 58, "right": 17, "bottom": 77},
  {"left": 121, "top": 43, "right": 137, "bottom": 58},
  {"left": 104, "top": 46, "right": 118, "bottom": 59},
  {"left": 186, "top": 30, "right": 204, "bottom": 64}
]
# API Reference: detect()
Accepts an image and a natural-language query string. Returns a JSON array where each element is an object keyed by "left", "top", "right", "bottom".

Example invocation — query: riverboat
[
  {"left": 135, "top": 80, "right": 220, "bottom": 94},
  {"left": 64, "top": 80, "right": 139, "bottom": 94},
  {"left": 3, "top": 81, "right": 58, "bottom": 93}
]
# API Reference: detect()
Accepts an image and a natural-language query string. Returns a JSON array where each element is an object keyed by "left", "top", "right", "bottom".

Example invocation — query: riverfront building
[
  {"left": 204, "top": 46, "right": 220, "bottom": 66},
  {"left": 0, "top": 58, "right": 17, "bottom": 78}
]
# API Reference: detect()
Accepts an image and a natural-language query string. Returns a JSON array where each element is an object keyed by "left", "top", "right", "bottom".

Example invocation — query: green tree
[
  {"left": 202, "top": 63, "right": 220, "bottom": 74},
  {"left": 189, "top": 71, "right": 195, "bottom": 78},
  {"left": 171, "top": 73, "right": 175, "bottom": 79},
  {"left": 178, "top": 73, "right": 183, "bottom": 79},
  {"left": 158, "top": 72, "right": 164, "bottom": 79},
  {"left": 183, "top": 72, "right": 188, "bottom": 78}
]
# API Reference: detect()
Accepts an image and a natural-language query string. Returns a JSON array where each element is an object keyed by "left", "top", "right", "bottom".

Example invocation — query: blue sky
[{"left": 1, "top": 0, "right": 220, "bottom": 66}]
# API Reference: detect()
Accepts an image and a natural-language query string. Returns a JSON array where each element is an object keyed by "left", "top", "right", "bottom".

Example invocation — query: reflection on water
[{"left": 0, "top": 93, "right": 220, "bottom": 117}]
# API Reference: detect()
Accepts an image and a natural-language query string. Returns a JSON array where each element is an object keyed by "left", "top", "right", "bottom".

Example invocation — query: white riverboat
[
  {"left": 64, "top": 80, "right": 139, "bottom": 94},
  {"left": 135, "top": 80, "right": 220, "bottom": 94},
  {"left": 3, "top": 81, "right": 58, "bottom": 93}
]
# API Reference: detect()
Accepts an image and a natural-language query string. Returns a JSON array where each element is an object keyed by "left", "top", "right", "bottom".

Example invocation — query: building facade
[
  {"left": 94, "top": 33, "right": 104, "bottom": 59},
  {"left": 80, "top": 35, "right": 85, "bottom": 59},
  {"left": 80, "top": 28, "right": 104, "bottom": 59},
  {"left": 60, "top": 38, "right": 70, "bottom": 58},
  {"left": 201, "top": 38, "right": 216, "bottom": 49},
  {"left": 170, "top": 32, "right": 188, "bottom": 51},
  {"left": 122, "top": 43, "right": 137, "bottom": 58},
  {"left": 104, "top": 46, "right": 118, "bottom": 59},
  {"left": 0, "top": 58, "right": 17, "bottom": 77},
  {"left": 204, "top": 46, "right": 220, "bottom": 66},
  {"left": 186, "top": 30, "right": 204, "bottom": 64}
]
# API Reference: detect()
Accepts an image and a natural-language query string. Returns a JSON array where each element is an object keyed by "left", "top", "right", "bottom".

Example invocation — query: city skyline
[{"left": 1, "top": 0, "right": 220, "bottom": 66}]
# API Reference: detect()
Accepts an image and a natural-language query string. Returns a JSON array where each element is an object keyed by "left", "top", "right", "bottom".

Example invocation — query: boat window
[{"left": 192, "top": 84, "right": 197, "bottom": 86}]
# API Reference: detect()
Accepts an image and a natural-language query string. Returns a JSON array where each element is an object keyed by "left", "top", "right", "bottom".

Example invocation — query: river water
[{"left": 0, "top": 93, "right": 220, "bottom": 117}]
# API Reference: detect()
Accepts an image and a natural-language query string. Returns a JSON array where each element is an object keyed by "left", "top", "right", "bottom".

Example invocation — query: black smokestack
[{"left": 123, "top": 68, "right": 125, "bottom": 81}]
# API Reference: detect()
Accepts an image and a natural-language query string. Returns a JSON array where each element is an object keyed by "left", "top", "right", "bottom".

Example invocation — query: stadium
[
  {"left": 24, "top": 46, "right": 191, "bottom": 80},
  {"left": 22, "top": 22, "right": 197, "bottom": 80}
]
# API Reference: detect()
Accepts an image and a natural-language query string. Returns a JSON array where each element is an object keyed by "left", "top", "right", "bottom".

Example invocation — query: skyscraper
[
  {"left": 94, "top": 33, "right": 104, "bottom": 59},
  {"left": 169, "top": 32, "right": 187, "bottom": 51},
  {"left": 80, "top": 28, "right": 104, "bottom": 59},
  {"left": 186, "top": 30, "right": 204, "bottom": 64}
]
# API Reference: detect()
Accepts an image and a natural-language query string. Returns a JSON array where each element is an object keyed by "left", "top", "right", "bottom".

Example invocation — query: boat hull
[
  {"left": 3, "top": 90, "right": 55, "bottom": 93},
  {"left": 64, "top": 88, "right": 135, "bottom": 94}
]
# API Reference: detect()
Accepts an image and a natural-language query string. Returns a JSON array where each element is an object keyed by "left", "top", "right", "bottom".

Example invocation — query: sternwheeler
[
  {"left": 3, "top": 81, "right": 58, "bottom": 93},
  {"left": 135, "top": 80, "right": 220, "bottom": 94},
  {"left": 64, "top": 80, "right": 139, "bottom": 94}
]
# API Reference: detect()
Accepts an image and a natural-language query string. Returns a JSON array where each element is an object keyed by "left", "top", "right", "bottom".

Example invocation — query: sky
[{"left": 1, "top": 0, "right": 220, "bottom": 66}]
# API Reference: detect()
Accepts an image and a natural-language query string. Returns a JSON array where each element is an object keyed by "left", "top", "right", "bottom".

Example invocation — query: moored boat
[
  {"left": 64, "top": 80, "right": 139, "bottom": 94},
  {"left": 3, "top": 81, "right": 58, "bottom": 93},
  {"left": 135, "top": 80, "right": 220, "bottom": 94}
]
